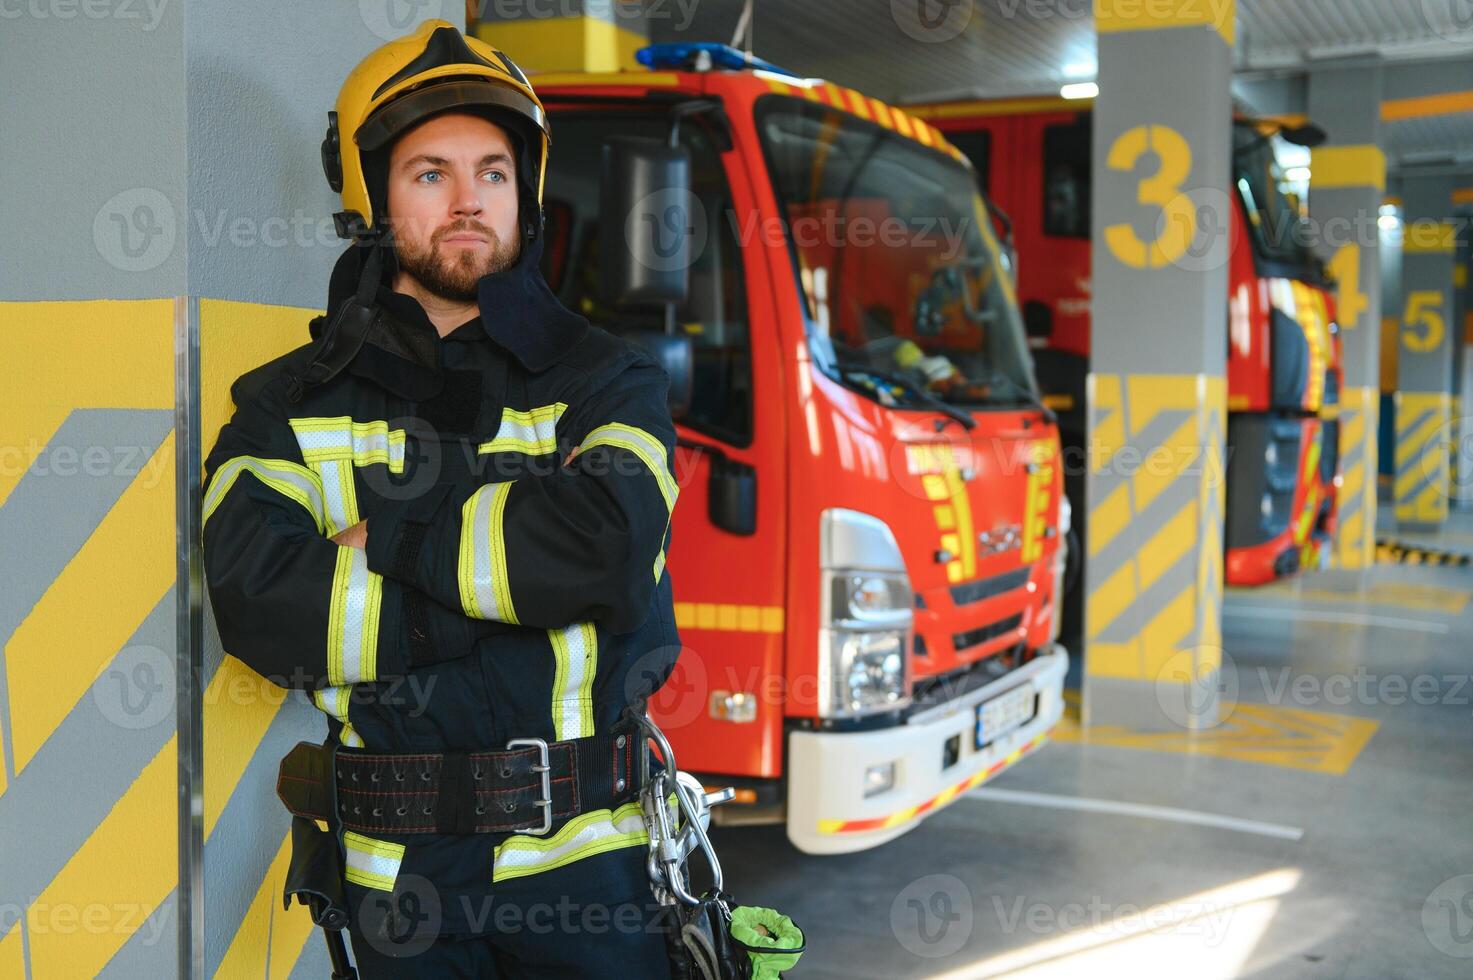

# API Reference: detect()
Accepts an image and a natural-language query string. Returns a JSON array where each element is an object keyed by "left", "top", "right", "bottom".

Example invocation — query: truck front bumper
[{"left": 786, "top": 644, "right": 1068, "bottom": 855}]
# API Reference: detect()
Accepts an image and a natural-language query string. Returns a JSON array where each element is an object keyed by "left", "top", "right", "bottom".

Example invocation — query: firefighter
[{"left": 202, "top": 20, "right": 680, "bottom": 978}]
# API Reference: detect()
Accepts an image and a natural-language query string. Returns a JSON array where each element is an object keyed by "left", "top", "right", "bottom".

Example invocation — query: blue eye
[
  {"left": 417, "top": 171, "right": 442, "bottom": 184},
  {"left": 484, "top": 171, "right": 506, "bottom": 183}
]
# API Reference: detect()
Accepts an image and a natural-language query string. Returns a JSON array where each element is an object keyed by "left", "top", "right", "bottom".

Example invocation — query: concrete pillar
[
  {"left": 473, "top": 0, "right": 650, "bottom": 73},
  {"left": 1083, "top": 1, "right": 1232, "bottom": 730},
  {"left": 2, "top": 5, "right": 459, "bottom": 979},
  {"left": 1395, "top": 177, "right": 1458, "bottom": 527},
  {"left": 1307, "top": 65, "right": 1384, "bottom": 568}
]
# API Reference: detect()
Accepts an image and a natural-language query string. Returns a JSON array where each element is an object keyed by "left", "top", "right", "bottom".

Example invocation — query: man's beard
[{"left": 395, "top": 220, "right": 521, "bottom": 302}]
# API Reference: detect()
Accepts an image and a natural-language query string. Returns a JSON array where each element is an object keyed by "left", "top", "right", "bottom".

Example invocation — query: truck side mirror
[
  {"left": 1281, "top": 123, "right": 1327, "bottom": 148},
  {"left": 599, "top": 136, "right": 693, "bottom": 306},
  {"left": 625, "top": 330, "right": 694, "bottom": 419}
]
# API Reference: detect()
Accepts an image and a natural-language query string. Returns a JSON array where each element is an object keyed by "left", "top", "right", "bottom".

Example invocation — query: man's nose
[{"left": 450, "top": 174, "right": 483, "bottom": 218}]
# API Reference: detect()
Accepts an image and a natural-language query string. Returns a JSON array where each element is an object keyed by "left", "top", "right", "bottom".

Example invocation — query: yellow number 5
[
  {"left": 1104, "top": 125, "right": 1195, "bottom": 269},
  {"left": 1402, "top": 290, "right": 1447, "bottom": 353}
]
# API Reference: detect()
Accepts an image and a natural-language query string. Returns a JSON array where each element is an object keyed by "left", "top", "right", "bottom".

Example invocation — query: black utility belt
[{"left": 276, "top": 724, "right": 642, "bottom": 837}]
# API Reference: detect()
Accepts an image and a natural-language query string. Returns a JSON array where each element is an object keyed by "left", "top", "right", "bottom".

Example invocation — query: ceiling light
[{"left": 1060, "top": 82, "right": 1098, "bottom": 100}]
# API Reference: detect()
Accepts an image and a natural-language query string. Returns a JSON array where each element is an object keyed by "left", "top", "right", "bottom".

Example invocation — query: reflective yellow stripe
[
  {"left": 326, "top": 545, "right": 383, "bottom": 685},
  {"left": 203, "top": 456, "right": 326, "bottom": 533},
  {"left": 310, "top": 687, "right": 363, "bottom": 748},
  {"left": 581, "top": 423, "right": 678, "bottom": 513},
  {"left": 477, "top": 403, "right": 568, "bottom": 456},
  {"left": 492, "top": 801, "right": 647, "bottom": 882},
  {"left": 288, "top": 417, "right": 407, "bottom": 471},
  {"left": 343, "top": 831, "right": 404, "bottom": 891},
  {"left": 549, "top": 622, "right": 597, "bottom": 741},
  {"left": 458, "top": 482, "right": 519, "bottom": 624}
]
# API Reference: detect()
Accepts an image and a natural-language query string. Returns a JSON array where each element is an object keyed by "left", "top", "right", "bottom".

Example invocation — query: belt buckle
[{"left": 505, "top": 737, "right": 553, "bottom": 836}]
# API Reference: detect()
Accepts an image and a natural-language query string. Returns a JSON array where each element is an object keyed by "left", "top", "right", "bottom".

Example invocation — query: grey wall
[{"left": 0, "top": 0, "right": 186, "bottom": 301}]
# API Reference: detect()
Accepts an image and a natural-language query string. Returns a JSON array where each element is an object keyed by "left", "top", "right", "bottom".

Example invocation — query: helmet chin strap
[{"left": 285, "top": 228, "right": 394, "bottom": 402}]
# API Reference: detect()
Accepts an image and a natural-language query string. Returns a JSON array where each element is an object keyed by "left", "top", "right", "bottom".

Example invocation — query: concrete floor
[{"left": 713, "top": 510, "right": 1473, "bottom": 979}]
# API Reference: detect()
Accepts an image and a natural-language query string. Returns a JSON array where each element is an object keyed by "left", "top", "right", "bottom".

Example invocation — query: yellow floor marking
[
  {"left": 1056, "top": 693, "right": 1378, "bottom": 775},
  {"left": 1232, "top": 582, "right": 1469, "bottom": 616}
]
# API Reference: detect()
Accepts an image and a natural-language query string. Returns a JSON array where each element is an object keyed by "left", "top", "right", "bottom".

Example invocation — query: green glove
[{"left": 730, "top": 906, "right": 805, "bottom": 979}]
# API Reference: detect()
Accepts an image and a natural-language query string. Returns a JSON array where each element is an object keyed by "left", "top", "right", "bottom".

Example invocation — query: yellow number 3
[
  {"left": 1402, "top": 290, "right": 1446, "bottom": 353},
  {"left": 1104, "top": 125, "right": 1196, "bottom": 269}
]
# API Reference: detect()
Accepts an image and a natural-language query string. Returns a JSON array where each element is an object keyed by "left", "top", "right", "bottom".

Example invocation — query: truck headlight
[{"left": 818, "top": 509, "right": 913, "bottom": 719}]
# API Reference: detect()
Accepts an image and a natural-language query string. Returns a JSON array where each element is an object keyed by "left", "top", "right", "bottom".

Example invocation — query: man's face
[{"left": 385, "top": 112, "right": 522, "bottom": 301}]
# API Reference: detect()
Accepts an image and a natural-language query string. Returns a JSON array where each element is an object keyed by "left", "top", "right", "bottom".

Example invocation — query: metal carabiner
[{"left": 636, "top": 713, "right": 733, "bottom": 907}]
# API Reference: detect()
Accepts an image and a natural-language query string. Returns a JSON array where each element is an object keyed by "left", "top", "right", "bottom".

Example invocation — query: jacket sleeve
[
  {"left": 202, "top": 373, "right": 486, "bottom": 690},
  {"left": 365, "top": 356, "right": 678, "bottom": 635}
]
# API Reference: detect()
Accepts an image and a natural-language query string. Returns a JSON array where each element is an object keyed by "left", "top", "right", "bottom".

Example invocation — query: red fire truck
[
  {"left": 911, "top": 99, "right": 1343, "bottom": 609},
  {"left": 531, "top": 45, "right": 1067, "bottom": 854}
]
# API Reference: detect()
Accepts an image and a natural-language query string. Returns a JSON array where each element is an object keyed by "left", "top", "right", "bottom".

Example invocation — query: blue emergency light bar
[{"left": 636, "top": 42, "right": 800, "bottom": 79}]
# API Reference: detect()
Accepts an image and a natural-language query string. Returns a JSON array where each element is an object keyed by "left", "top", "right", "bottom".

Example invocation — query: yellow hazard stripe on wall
[
  {"left": 818, "top": 735, "right": 1048, "bottom": 834},
  {"left": 1085, "top": 374, "right": 1225, "bottom": 685},
  {"left": 477, "top": 16, "right": 649, "bottom": 73},
  {"left": 201, "top": 297, "right": 359, "bottom": 976},
  {"left": 1394, "top": 391, "right": 1453, "bottom": 523},
  {"left": 1309, "top": 145, "right": 1386, "bottom": 192},
  {"left": 1382, "top": 89, "right": 1473, "bottom": 122},
  {"left": 1094, "top": 0, "right": 1235, "bottom": 46},
  {"left": 674, "top": 602, "right": 784, "bottom": 633},
  {"left": 1402, "top": 220, "right": 1457, "bottom": 254},
  {"left": 1334, "top": 387, "right": 1379, "bottom": 570}
]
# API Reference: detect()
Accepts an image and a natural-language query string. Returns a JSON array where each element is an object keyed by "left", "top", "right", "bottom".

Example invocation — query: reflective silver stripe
[
  {"left": 581, "top": 423, "right": 678, "bottom": 513},
  {"left": 477, "top": 403, "right": 567, "bottom": 456},
  {"left": 549, "top": 622, "right": 596, "bottom": 741},
  {"left": 654, "top": 549, "right": 667, "bottom": 582},
  {"left": 457, "top": 482, "right": 518, "bottom": 623},
  {"left": 203, "top": 456, "right": 326, "bottom": 532},
  {"left": 327, "top": 545, "right": 382, "bottom": 686},
  {"left": 343, "top": 831, "right": 405, "bottom": 891},
  {"left": 310, "top": 687, "right": 364, "bottom": 748},
  {"left": 315, "top": 458, "right": 358, "bottom": 536},
  {"left": 492, "top": 802, "right": 647, "bottom": 883},
  {"left": 289, "top": 417, "right": 407, "bottom": 472}
]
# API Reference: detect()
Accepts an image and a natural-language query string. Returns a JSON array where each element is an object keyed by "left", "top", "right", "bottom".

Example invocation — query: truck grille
[
  {"left": 949, "top": 567, "right": 1032, "bottom": 606},
  {"left": 953, "top": 613, "right": 1024, "bottom": 653}
]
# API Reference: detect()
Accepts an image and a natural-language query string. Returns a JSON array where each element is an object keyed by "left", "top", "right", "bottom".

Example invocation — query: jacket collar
[{"left": 320, "top": 233, "right": 589, "bottom": 375}]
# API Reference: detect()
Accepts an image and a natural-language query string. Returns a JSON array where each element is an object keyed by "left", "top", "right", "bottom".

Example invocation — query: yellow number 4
[
  {"left": 1402, "top": 290, "right": 1446, "bottom": 353},
  {"left": 1328, "top": 243, "right": 1367, "bottom": 330},
  {"left": 1104, "top": 124, "right": 1196, "bottom": 269}
]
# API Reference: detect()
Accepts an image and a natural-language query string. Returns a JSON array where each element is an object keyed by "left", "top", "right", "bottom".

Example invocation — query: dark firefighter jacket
[{"left": 201, "top": 235, "right": 682, "bottom": 931}]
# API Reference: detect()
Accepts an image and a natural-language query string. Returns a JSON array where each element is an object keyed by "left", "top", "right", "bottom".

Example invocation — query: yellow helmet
[{"left": 321, "top": 19, "right": 549, "bottom": 241}]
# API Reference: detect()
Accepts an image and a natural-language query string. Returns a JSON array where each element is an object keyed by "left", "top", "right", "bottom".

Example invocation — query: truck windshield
[
  {"left": 756, "top": 97, "right": 1038, "bottom": 409},
  {"left": 1233, "top": 122, "right": 1315, "bottom": 272}
]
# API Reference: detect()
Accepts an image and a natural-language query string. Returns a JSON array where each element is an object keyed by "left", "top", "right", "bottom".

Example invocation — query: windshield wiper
[
  {"left": 976, "top": 371, "right": 1057, "bottom": 422},
  {"left": 838, "top": 365, "right": 977, "bottom": 431}
]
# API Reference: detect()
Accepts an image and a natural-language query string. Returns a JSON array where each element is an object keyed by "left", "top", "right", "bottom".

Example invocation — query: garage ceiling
[{"left": 649, "top": 0, "right": 1473, "bottom": 170}]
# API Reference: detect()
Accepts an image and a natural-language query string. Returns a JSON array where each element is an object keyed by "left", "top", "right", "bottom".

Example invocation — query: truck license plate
[{"left": 975, "top": 685, "right": 1035, "bottom": 750}]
